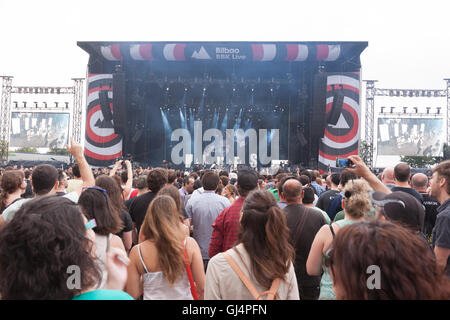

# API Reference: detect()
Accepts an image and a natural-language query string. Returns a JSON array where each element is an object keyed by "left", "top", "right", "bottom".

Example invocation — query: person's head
[
  {"left": 140, "top": 195, "right": 185, "bottom": 285},
  {"left": 282, "top": 179, "right": 303, "bottom": 203},
  {"left": 31, "top": 164, "right": 58, "bottom": 196},
  {"left": 258, "top": 179, "right": 266, "bottom": 190},
  {"left": 24, "top": 170, "right": 31, "bottom": 180},
  {"left": 298, "top": 175, "right": 310, "bottom": 186},
  {"left": 372, "top": 191, "right": 425, "bottom": 232},
  {"left": 381, "top": 167, "right": 395, "bottom": 185},
  {"left": 274, "top": 173, "right": 287, "bottom": 188},
  {"left": 329, "top": 219, "right": 450, "bottom": 300},
  {"left": 135, "top": 175, "right": 148, "bottom": 191},
  {"left": 147, "top": 168, "right": 168, "bottom": 193},
  {"left": 95, "top": 175, "right": 126, "bottom": 219},
  {"left": 394, "top": 163, "right": 411, "bottom": 183},
  {"left": 0, "top": 170, "right": 26, "bottom": 207},
  {"left": 0, "top": 196, "right": 101, "bottom": 299},
  {"left": 341, "top": 179, "right": 371, "bottom": 219},
  {"left": 238, "top": 190, "right": 295, "bottom": 289},
  {"left": 330, "top": 173, "right": 340, "bottom": 188},
  {"left": 182, "top": 176, "right": 195, "bottom": 194},
  {"left": 167, "top": 170, "right": 177, "bottom": 185},
  {"left": 219, "top": 170, "right": 229, "bottom": 177},
  {"left": 120, "top": 170, "right": 128, "bottom": 184},
  {"left": 222, "top": 184, "right": 238, "bottom": 199},
  {"left": 201, "top": 170, "right": 220, "bottom": 191},
  {"left": 411, "top": 173, "right": 429, "bottom": 192},
  {"left": 236, "top": 169, "right": 258, "bottom": 197},
  {"left": 158, "top": 185, "right": 184, "bottom": 220},
  {"left": 430, "top": 160, "right": 450, "bottom": 201},
  {"left": 339, "top": 170, "right": 357, "bottom": 190},
  {"left": 193, "top": 178, "right": 202, "bottom": 191},
  {"left": 78, "top": 187, "right": 123, "bottom": 235},
  {"left": 302, "top": 187, "right": 316, "bottom": 205},
  {"left": 72, "top": 164, "right": 81, "bottom": 179},
  {"left": 220, "top": 175, "right": 229, "bottom": 188}
]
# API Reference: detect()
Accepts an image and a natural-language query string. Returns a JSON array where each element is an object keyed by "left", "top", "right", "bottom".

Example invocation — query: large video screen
[
  {"left": 10, "top": 112, "right": 70, "bottom": 149},
  {"left": 377, "top": 117, "right": 444, "bottom": 156}
]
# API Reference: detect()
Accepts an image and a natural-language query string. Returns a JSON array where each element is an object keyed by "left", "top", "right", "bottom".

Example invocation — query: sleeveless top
[
  {"left": 94, "top": 233, "right": 112, "bottom": 289},
  {"left": 138, "top": 238, "right": 193, "bottom": 300},
  {"left": 319, "top": 219, "right": 358, "bottom": 300}
]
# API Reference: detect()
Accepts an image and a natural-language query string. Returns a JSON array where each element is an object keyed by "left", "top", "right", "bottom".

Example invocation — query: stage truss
[
  {"left": 0, "top": 76, "right": 84, "bottom": 164},
  {"left": 364, "top": 79, "right": 450, "bottom": 167}
]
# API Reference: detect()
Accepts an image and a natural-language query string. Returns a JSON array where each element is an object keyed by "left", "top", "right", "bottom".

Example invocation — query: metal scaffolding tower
[
  {"left": 364, "top": 80, "right": 376, "bottom": 168},
  {"left": 0, "top": 76, "right": 13, "bottom": 165},
  {"left": 72, "top": 78, "right": 84, "bottom": 143}
]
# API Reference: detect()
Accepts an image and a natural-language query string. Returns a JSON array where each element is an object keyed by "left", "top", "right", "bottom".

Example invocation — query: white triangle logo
[
  {"left": 329, "top": 113, "right": 350, "bottom": 129},
  {"left": 192, "top": 46, "right": 212, "bottom": 60}
]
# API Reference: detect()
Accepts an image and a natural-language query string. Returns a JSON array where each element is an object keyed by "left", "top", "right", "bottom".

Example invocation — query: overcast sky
[{"left": 1, "top": 0, "right": 449, "bottom": 89}]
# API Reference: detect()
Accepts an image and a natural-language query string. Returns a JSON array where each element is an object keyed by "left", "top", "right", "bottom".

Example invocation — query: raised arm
[
  {"left": 110, "top": 160, "right": 122, "bottom": 177},
  {"left": 66, "top": 139, "right": 95, "bottom": 195},
  {"left": 346, "top": 155, "right": 391, "bottom": 194},
  {"left": 122, "top": 160, "right": 133, "bottom": 199}
]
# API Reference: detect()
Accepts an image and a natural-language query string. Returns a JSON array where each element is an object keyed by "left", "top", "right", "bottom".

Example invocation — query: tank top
[
  {"left": 94, "top": 233, "right": 112, "bottom": 289},
  {"left": 319, "top": 219, "right": 358, "bottom": 300},
  {"left": 138, "top": 238, "right": 193, "bottom": 300}
]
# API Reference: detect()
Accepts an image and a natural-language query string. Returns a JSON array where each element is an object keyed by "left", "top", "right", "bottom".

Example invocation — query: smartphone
[{"left": 336, "top": 158, "right": 352, "bottom": 168}]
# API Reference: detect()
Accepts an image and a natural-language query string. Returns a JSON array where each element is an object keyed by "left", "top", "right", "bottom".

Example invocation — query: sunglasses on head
[{"left": 82, "top": 186, "right": 108, "bottom": 200}]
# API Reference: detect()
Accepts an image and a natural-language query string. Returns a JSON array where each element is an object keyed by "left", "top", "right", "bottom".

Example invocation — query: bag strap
[
  {"left": 224, "top": 252, "right": 279, "bottom": 300},
  {"left": 182, "top": 239, "right": 199, "bottom": 300},
  {"left": 329, "top": 224, "right": 336, "bottom": 239},
  {"left": 294, "top": 206, "right": 309, "bottom": 245}
]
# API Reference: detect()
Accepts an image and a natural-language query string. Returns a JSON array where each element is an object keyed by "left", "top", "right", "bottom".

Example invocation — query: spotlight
[{"left": 34, "top": 102, "right": 38, "bottom": 108}]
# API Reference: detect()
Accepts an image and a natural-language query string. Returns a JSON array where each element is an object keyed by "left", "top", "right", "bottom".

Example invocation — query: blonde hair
[
  {"left": 342, "top": 179, "right": 371, "bottom": 218},
  {"left": 141, "top": 195, "right": 185, "bottom": 285}
]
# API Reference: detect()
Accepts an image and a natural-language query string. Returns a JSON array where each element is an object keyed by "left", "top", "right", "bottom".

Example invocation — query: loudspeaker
[
  {"left": 296, "top": 127, "right": 308, "bottom": 147},
  {"left": 327, "top": 90, "right": 344, "bottom": 125},
  {"left": 310, "top": 73, "right": 328, "bottom": 138},
  {"left": 112, "top": 73, "right": 126, "bottom": 135},
  {"left": 132, "top": 128, "right": 144, "bottom": 143},
  {"left": 99, "top": 90, "right": 113, "bottom": 124}
]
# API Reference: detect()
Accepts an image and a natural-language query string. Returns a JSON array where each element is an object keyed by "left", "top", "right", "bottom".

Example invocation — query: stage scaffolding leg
[{"left": 0, "top": 76, "right": 13, "bottom": 165}]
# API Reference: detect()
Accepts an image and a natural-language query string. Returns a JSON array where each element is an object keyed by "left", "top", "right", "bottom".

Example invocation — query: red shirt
[{"left": 208, "top": 196, "right": 246, "bottom": 259}]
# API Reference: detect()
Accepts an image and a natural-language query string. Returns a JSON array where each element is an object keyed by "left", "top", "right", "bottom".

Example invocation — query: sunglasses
[{"left": 82, "top": 186, "right": 108, "bottom": 200}]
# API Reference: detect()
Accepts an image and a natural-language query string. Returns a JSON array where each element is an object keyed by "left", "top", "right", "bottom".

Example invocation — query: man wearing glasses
[{"left": 0, "top": 139, "right": 95, "bottom": 225}]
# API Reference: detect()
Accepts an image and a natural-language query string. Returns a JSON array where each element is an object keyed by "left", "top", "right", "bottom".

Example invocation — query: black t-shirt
[
  {"left": 116, "top": 209, "right": 134, "bottom": 238},
  {"left": 420, "top": 193, "right": 440, "bottom": 237},
  {"left": 391, "top": 187, "right": 424, "bottom": 203},
  {"left": 316, "top": 189, "right": 340, "bottom": 212},
  {"left": 283, "top": 204, "right": 327, "bottom": 288},
  {"left": 128, "top": 191, "right": 157, "bottom": 233}
]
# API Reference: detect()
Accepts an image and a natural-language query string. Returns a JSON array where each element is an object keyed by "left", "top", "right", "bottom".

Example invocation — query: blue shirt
[{"left": 185, "top": 191, "right": 230, "bottom": 259}]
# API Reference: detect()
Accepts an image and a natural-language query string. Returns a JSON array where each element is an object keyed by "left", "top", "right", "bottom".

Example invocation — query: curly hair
[
  {"left": 342, "top": 179, "right": 371, "bottom": 218},
  {"left": 0, "top": 170, "right": 24, "bottom": 210},
  {"left": 0, "top": 196, "right": 101, "bottom": 299},
  {"left": 331, "top": 219, "right": 450, "bottom": 299},
  {"left": 238, "top": 190, "right": 295, "bottom": 289}
]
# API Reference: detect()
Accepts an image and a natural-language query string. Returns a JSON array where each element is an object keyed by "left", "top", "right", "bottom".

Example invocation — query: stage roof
[{"left": 77, "top": 41, "right": 367, "bottom": 64}]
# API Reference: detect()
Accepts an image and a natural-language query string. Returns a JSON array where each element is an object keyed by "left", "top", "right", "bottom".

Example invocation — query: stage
[{"left": 78, "top": 42, "right": 367, "bottom": 170}]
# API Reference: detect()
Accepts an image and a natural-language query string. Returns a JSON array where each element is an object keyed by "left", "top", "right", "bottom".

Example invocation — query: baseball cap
[
  {"left": 371, "top": 191, "right": 425, "bottom": 232},
  {"left": 237, "top": 169, "right": 258, "bottom": 191}
]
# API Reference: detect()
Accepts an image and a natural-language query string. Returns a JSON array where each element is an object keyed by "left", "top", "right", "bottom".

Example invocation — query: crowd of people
[{"left": 0, "top": 139, "right": 449, "bottom": 300}]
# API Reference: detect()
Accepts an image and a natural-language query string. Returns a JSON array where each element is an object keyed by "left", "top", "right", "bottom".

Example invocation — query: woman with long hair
[
  {"left": 78, "top": 187, "right": 125, "bottom": 289},
  {"left": 204, "top": 190, "right": 299, "bottom": 300},
  {"left": 306, "top": 179, "right": 371, "bottom": 299},
  {"left": 157, "top": 185, "right": 190, "bottom": 236},
  {"left": 96, "top": 175, "right": 134, "bottom": 251},
  {"left": 126, "top": 195, "right": 205, "bottom": 300},
  {"left": 0, "top": 170, "right": 26, "bottom": 214},
  {"left": 221, "top": 184, "right": 238, "bottom": 205},
  {"left": 329, "top": 219, "right": 450, "bottom": 299},
  {"left": 0, "top": 195, "right": 132, "bottom": 300}
]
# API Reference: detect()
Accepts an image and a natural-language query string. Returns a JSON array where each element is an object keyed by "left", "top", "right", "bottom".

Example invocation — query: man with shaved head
[
  {"left": 392, "top": 163, "right": 424, "bottom": 203},
  {"left": 381, "top": 167, "right": 396, "bottom": 189},
  {"left": 412, "top": 173, "right": 440, "bottom": 238},
  {"left": 283, "top": 179, "right": 327, "bottom": 300}
]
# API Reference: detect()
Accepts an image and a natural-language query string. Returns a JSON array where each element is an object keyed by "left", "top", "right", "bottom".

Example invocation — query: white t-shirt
[{"left": 1, "top": 192, "right": 79, "bottom": 222}]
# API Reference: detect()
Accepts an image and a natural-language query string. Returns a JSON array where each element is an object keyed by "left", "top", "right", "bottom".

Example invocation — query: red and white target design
[
  {"left": 85, "top": 74, "right": 122, "bottom": 167},
  {"left": 252, "top": 44, "right": 277, "bottom": 61},
  {"left": 318, "top": 73, "right": 360, "bottom": 172},
  {"left": 100, "top": 45, "right": 122, "bottom": 61},
  {"left": 130, "top": 44, "right": 154, "bottom": 60},
  {"left": 163, "top": 44, "right": 186, "bottom": 61}
]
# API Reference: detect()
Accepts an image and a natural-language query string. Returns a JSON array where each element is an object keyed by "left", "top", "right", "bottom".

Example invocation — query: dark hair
[
  {"left": 340, "top": 170, "right": 357, "bottom": 188},
  {"left": 57, "top": 169, "right": 66, "bottom": 183},
  {"left": 237, "top": 190, "right": 295, "bottom": 289},
  {"left": 0, "top": 170, "right": 24, "bottom": 210},
  {"left": 95, "top": 175, "right": 126, "bottom": 228},
  {"left": 331, "top": 220, "right": 450, "bottom": 299},
  {"left": 78, "top": 188, "right": 123, "bottom": 235},
  {"left": 220, "top": 176, "right": 229, "bottom": 187},
  {"left": 0, "top": 196, "right": 101, "bottom": 299},
  {"left": 147, "top": 168, "right": 168, "bottom": 193},
  {"left": 183, "top": 175, "right": 194, "bottom": 186},
  {"left": 120, "top": 171, "right": 128, "bottom": 184},
  {"left": 394, "top": 163, "right": 410, "bottom": 183},
  {"left": 302, "top": 187, "right": 315, "bottom": 204},
  {"left": 24, "top": 170, "right": 31, "bottom": 179},
  {"left": 167, "top": 170, "right": 177, "bottom": 184},
  {"left": 72, "top": 164, "right": 81, "bottom": 178},
  {"left": 193, "top": 179, "right": 202, "bottom": 190},
  {"left": 201, "top": 170, "right": 220, "bottom": 191},
  {"left": 219, "top": 170, "right": 229, "bottom": 177},
  {"left": 330, "top": 173, "right": 340, "bottom": 186},
  {"left": 237, "top": 169, "right": 258, "bottom": 197},
  {"left": 32, "top": 165, "right": 58, "bottom": 195},
  {"left": 298, "top": 175, "right": 310, "bottom": 186},
  {"left": 433, "top": 160, "right": 450, "bottom": 194}
]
